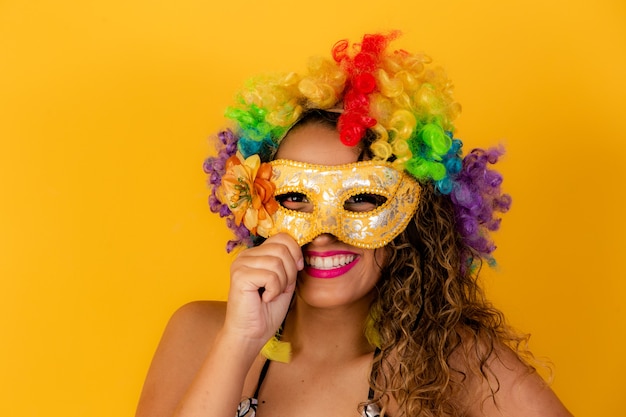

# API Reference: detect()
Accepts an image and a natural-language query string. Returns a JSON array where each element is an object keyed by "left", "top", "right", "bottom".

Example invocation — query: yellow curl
[
  {"left": 396, "top": 69, "right": 419, "bottom": 91},
  {"left": 299, "top": 56, "right": 345, "bottom": 109},
  {"left": 298, "top": 79, "right": 337, "bottom": 108},
  {"left": 369, "top": 93, "right": 394, "bottom": 126},
  {"left": 266, "top": 99, "right": 303, "bottom": 127},
  {"left": 240, "top": 73, "right": 302, "bottom": 123},
  {"left": 392, "top": 93, "right": 413, "bottom": 115},
  {"left": 371, "top": 123, "right": 389, "bottom": 142},
  {"left": 389, "top": 109, "right": 416, "bottom": 142},
  {"left": 391, "top": 136, "right": 410, "bottom": 156},
  {"left": 370, "top": 124, "right": 392, "bottom": 161},
  {"left": 371, "top": 140, "right": 393, "bottom": 161},
  {"left": 392, "top": 155, "right": 411, "bottom": 171},
  {"left": 375, "top": 68, "right": 403, "bottom": 98}
]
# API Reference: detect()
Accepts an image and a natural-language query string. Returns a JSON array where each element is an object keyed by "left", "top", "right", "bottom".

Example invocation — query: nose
[{"left": 309, "top": 233, "right": 338, "bottom": 246}]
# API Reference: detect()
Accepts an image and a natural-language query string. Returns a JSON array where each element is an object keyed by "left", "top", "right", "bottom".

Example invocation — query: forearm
[{"left": 173, "top": 329, "right": 263, "bottom": 417}]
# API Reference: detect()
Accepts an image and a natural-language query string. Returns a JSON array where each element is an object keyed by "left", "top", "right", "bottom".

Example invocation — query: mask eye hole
[
  {"left": 344, "top": 193, "right": 387, "bottom": 213},
  {"left": 275, "top": 192, "right": 313, "bottom": 213}
]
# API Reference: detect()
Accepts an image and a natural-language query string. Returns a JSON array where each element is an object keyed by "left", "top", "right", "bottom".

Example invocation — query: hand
[{"left": 223, "top": 233, "right": 303, "bottom": 349}]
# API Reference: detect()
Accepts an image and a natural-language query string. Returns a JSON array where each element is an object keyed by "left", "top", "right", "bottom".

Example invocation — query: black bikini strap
[
  {"left": 368, "top": 347, "right": 381, "bottom": 400},
  {"left": 253, "top": 359, "right": 272, "bottom": 398}
]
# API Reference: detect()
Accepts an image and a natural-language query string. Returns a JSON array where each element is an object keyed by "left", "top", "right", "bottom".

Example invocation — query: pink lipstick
[{"left": 303, "top": 250, "right": 360, "bottom": 279}]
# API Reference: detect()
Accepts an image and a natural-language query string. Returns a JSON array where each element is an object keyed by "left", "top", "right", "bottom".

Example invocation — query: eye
[
  {"left": 275, "top": 192, "right": 313, "bottom": 212},
  {"left": 344, "top": 193, "right": 387, "bottom": 213}
]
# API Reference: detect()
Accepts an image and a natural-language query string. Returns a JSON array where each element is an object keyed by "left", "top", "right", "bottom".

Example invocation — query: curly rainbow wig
[{"left": 204, "top": 31, "right": 511, "bottom": 268}]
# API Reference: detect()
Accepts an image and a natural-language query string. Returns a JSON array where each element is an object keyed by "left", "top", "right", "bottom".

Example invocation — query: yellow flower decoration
[{"left": 218, "top": 152, "right": 279, "bottom": 237}]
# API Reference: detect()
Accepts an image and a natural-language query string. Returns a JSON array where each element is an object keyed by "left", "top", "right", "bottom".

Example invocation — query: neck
[{"left": 281, "top": 293, "right": 375, "bottom": 363}]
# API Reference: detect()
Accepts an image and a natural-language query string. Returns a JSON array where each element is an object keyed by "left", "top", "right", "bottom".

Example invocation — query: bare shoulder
[
  {"left": 453, "top": 331, "right": 573, "bottom": 417},
  {"left": 168, "top": 300, "right": 227, "bottom": 337},
  {"left": 157, "top": 300, "right": 227, "bottom": 359},
  {"left": 135, "top": 301, "right": 227, "bottom": 417}
]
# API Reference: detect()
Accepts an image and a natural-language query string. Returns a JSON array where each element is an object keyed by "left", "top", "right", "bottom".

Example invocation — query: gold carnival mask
[{"left": 268, "top": 160, "right": 421, "bottom": 248}]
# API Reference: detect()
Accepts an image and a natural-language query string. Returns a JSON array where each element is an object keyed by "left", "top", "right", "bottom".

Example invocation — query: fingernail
[{"left": 298, "top": 258, "right": 304, "bottom": 270}]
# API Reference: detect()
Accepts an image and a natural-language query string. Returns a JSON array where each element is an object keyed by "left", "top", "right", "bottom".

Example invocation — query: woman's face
[{"left": 274, "top": 122, "right": 387, "bottom": 309}]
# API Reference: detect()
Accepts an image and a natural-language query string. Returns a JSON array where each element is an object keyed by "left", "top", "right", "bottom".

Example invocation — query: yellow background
[{"left": 1, "top": 0, "right": 624, "bottom": 415}]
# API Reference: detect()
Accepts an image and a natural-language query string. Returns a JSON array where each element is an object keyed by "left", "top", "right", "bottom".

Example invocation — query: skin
[{"left": 135, "top": 123, "right": 574, "bottom": 417}]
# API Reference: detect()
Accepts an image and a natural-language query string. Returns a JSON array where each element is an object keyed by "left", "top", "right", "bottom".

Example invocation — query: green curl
[
  {"left": 406, "top": 158, "right": 447, "bottom": 181},
  {"left": 420, "top": 123, "right": 451, "bottom": 156}
]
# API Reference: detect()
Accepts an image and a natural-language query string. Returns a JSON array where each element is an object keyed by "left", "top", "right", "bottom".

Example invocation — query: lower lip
[{"left": 304, "top": 257, "right": 360, "bottom": 279}]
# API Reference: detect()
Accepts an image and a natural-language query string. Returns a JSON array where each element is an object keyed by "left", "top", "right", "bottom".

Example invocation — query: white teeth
[{"left": 305, "top": 254, "right": 356, "bottom": 270}]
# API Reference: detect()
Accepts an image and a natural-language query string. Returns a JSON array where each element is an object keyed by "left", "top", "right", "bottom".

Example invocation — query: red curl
[
  {"left": 361, "top": 33, "right": 391, "bottom": 55},
  {"left": 354, "top": 52, "right": 376, "bottom": 72},
  {"left": 332, "top": 39, "right": 349, "bottom": 63},
  {"left": 343, "top": 90, "right": 369, "bottom": 110},
  {"left": 354, "top": 73, "right": 376, "bottom": 93},
  {"left": 339, "top": 124, "right": 365, "bottom": 146},
  {"left": 335, "top": 32, "right": 399, "bottom": 147}
]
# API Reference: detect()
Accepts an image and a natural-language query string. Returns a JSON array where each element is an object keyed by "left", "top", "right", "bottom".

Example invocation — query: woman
[{"left": 136, "top": 32, "right": 572, "bottom": 417}]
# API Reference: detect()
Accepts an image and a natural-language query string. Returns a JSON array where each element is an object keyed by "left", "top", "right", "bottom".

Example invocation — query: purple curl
[
  {"left": 450, "top": 147, "right": 511, "bottom": 266},
  {"left": 204, "top": 129, "right": 255, "bottom": 252}
]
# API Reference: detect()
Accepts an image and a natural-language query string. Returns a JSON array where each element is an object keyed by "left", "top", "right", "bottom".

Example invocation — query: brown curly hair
[{"left": 366, "top": 183, "right": 532, "bottom": 417}]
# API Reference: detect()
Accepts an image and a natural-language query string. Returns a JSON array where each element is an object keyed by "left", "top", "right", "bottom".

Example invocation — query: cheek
[
  {"left": 358, "top": 249, "right": 387, "bottom": 283},
  {"left": 373, "top": 247, "right": 389, "bottom": 271}
]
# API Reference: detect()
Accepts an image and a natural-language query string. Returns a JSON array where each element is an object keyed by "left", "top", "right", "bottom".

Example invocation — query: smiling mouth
[{"left": 305, "top": 254, "right": 357, "bottom": 270}]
